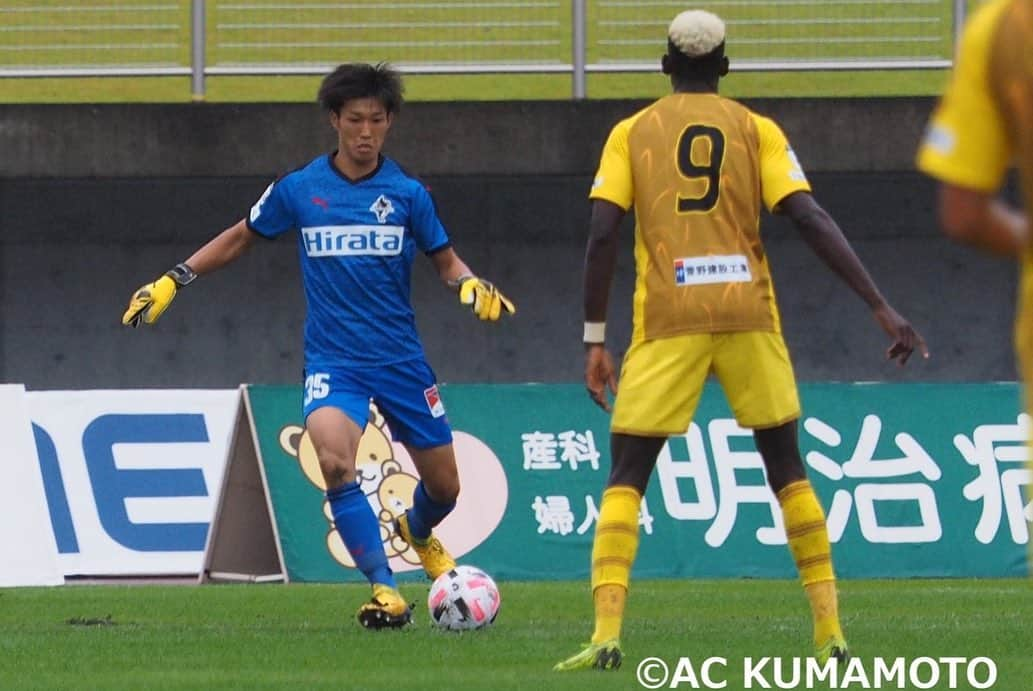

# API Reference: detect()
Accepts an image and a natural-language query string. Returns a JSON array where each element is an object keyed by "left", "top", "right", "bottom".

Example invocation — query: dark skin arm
[
  {"left": 938, "top": 183, "right": 1028, "bottom": 257},
  {"left": 583, "top": 199, "right": 625, "bottom": 411},
  {"left": 778, "top": 191, "right": 929, "bottom": 365}
]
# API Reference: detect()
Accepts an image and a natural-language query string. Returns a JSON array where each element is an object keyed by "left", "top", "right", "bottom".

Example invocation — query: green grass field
[
  {"left": 0, "top": 0, "right": 971, "bottom": 102},
  {"left": 2, "top": 578, "right": 1029, "bottom": 690}
]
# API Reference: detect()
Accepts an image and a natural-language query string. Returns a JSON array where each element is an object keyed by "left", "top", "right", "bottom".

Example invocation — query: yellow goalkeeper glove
[
  {"left": 457, "top": 276, "right": 516, "bottom": 321},
  {"left": 122, "top": 263, "right": 196, "bottom": 327}
]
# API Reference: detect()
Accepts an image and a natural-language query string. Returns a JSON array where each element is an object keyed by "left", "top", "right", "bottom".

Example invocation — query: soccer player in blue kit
[{"left": 122, "top": 63, "right": 515, "bottom": 629}]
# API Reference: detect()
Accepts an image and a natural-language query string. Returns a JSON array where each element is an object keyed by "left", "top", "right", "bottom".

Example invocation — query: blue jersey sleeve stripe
[
  {"left": 245, "top": 216, "right": 277, "bottom": 239},
  {"left": 424, "top": 241, "right": 452, "bottom": 256}
]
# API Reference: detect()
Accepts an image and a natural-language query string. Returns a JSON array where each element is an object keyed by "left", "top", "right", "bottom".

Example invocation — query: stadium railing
[{"left": 0, "top": 0, "right": 968, "bottom": 99}]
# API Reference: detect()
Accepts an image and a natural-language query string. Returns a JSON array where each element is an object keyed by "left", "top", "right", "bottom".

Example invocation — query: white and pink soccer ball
[{"left": 427, "top": 565, "right": 501, "bottom": 631}]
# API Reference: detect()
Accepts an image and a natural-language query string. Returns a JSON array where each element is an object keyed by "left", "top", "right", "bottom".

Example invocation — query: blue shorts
[{"left": 302, "top": 358, "right": 453, "bottom": 449}]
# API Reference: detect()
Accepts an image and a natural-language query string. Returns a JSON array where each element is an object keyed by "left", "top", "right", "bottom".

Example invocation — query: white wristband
[
  {"left": 583, "top": 322, "right": 606, "bottom": 344},
  {"left": 448, "top": 273, "right": 475, "bottom": 290}
]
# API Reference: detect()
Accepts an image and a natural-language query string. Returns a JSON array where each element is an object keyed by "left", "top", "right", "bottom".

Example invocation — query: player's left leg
[
  {"left": 557, "top": 334, "right": 712, "bottom": 672},
  {"left": 399, "top": 443, "right": 459, "bottom": 580},
  {"left": 554, "top": 434, "right": 665, "bottom": 672},
  {"left": 713, "top": 331, "right": 847, "bottom": 662},
  {"left": 373, "top": 358, "right": 458, "bottom": 580}
]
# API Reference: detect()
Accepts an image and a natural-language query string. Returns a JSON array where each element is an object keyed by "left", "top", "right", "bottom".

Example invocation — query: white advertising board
[
  {"left": 27, "top": 389, "right": 240, "bottom": 576},
  {"left": 0, "top": 384, "right": 63, "bottom": 586}
]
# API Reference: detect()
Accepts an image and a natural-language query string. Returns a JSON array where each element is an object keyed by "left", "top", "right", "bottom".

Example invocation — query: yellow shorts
[{"left": 611, "top": 331, "right": 800, "bottom": 436}]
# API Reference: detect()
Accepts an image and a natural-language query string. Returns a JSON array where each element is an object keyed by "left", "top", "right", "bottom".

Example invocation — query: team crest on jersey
[
  {"left": 424, "top": 385, "right": 446, "bottom": 418},
  {"left": 369, "top": 194, "right": 395, "bottom": 224}
]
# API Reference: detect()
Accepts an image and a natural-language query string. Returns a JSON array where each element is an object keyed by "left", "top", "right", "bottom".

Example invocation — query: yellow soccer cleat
[
  {"left": 553, "top": 639, "right": 623, "bottom": 671},
  {"left": 356, "top": 584, "right": 412, "bottom": 630},
  {"left": 815, "top": 636, "right": 850, "bottom": 665},
  {"left": 394, "top": 513, "right": 456, "bottom": 580}
]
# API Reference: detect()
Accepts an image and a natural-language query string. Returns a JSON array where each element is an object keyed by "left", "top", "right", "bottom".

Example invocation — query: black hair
[
  {"left": 317, "top": 62, "right": 404, "bottom": 115},
  {"left": 662, "top": 39, "right": 729, "bottom": 82}
]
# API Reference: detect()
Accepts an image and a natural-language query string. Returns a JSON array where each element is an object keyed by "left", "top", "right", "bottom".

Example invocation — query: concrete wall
[
  {"left": 0, "top": 100, "right": 1019, "bottom": 389},
  {"left": 0, "top": 98, "right": 935, "bottom": 177}
]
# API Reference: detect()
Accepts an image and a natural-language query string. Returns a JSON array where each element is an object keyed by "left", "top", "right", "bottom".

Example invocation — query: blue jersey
[{"left": 246, "top": 154, "right": 450, "bottom": 367}]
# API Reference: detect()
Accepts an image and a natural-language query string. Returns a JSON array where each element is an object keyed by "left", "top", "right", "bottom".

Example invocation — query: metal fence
[
  {"left": 0, "top": 2, "right": 192, "bottom": 76},
  {"left": 0, "top": 0, "right": 968, "bottom": 98}
]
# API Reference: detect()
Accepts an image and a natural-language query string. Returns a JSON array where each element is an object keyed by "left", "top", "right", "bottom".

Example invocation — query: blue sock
[
  {"left": 327, "top": 481, "right": 396, "bottom": 589},
  {"left": 406, "top": 481, "right": 457, "bottom": 542}
]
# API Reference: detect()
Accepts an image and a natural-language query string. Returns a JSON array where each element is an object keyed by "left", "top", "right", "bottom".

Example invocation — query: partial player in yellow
[
  {"left": 915, "top": 0, "right": 1032, "bottom": 566},
  {"left": 555, "top": 9, "right": 928, "bottom": 672}
]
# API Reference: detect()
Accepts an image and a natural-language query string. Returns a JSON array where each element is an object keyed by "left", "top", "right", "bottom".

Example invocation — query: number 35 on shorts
[{"left": 304, "top": 372, "right": 330, "bottom": 406}]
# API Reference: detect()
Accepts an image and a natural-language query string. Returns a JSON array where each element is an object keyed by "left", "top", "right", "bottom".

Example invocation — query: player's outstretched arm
[
  {"left": 779, "top": 191, "right": 929, "bottom": 365},
  {"left": 430, "top": 246, "right": 515, "bottom": 321},
  {"left": 121, "top": 219, "right": 256, "bottom": 327},
  {"left": 583, "top": 199, "right": 625, "bottom": 410}
]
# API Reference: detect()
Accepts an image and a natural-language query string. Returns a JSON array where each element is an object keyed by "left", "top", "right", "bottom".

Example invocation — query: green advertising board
[{"left": 245, "top": 382, "right": 1031, "bottom": 582}]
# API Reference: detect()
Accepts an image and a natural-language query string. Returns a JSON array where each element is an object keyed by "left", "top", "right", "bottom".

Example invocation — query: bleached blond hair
[{"left": 668, "top": 10, "right": 726, "bottom": 57}]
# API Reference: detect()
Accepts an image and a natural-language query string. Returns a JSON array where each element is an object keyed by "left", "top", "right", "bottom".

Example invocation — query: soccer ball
[{"left": 427, "top": 565, "right": 501, "bottom": 631}]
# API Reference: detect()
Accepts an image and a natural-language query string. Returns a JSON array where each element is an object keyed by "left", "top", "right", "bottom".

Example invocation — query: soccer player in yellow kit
[
  {"left": 916, "top": 0, "right": 1032, "bottom": 570},
  {"left": 555, "top": 9, "right": 928, "bottom": 671}
]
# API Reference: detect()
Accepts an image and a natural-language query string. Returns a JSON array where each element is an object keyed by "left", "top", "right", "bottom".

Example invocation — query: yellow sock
[
  {"left": 777, "top": 479, "right": 843, "bottom": 646},
  {"left": 589, "top": 485, "right": 641, "bottom": 644},
  {"left": 592, "top": 584, "right": 627, "bottom": 645}
]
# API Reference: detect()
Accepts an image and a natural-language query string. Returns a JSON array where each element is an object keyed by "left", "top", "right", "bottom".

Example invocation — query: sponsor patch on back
[{"left": 674, "top": 254, "right": 752, "bottom": 286}]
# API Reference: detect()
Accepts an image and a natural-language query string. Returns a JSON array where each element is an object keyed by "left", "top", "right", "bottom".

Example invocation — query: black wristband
[{"left": 165, "top": 262, "right": 197, "bottom": 287}]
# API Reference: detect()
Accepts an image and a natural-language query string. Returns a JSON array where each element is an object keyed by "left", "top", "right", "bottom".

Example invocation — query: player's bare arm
[
  {"left": 121, "top": 219, "right": 257, "bottom": 327},
  {"left": 778, "top": 191, "right": 929, "bottom": 365},
  {"left": 938, "top": 184, "right": 1029, "bottom": 257},
  {"left": 183, "top": 219, "right": 257, "bottom": 275},
  {"left": 582, "top": 199, "right": 624, "bottom": 411},
  {"left": 430, "top": 245, "right": 516, "bottom": 321},
  {"left": 428, "top": 245, "right": 474, "bottom": 285}
]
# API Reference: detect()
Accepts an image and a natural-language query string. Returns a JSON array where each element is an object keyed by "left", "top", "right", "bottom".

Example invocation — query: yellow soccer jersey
[
  {"left": 590, "top": 93, "right": 811, "bottom": 342},
  {"left": 915, "top": 0, "right": 1012, "bottom": 192}
]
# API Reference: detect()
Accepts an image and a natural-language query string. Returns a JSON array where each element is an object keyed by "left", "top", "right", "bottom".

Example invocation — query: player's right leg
[
  {"left": 556, "top": 334, "right": 712, "bottom": 672},
  {"left": 305, "top": 375, "right": 410, "bottom": 629},
  {"left": 713, "top": 331, "right": 846, "bottom": 660},
  {"left": 756, "top": 422, "right": 848, "bottom": 663}
]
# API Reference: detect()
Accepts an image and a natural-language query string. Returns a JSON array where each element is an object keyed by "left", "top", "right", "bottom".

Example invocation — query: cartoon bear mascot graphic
[
  {"left": 278, "top": 403, "right": 508, "bottom": 573},
  {"left": 279, "top": 405, "right": 421, "bottom": 567}
]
